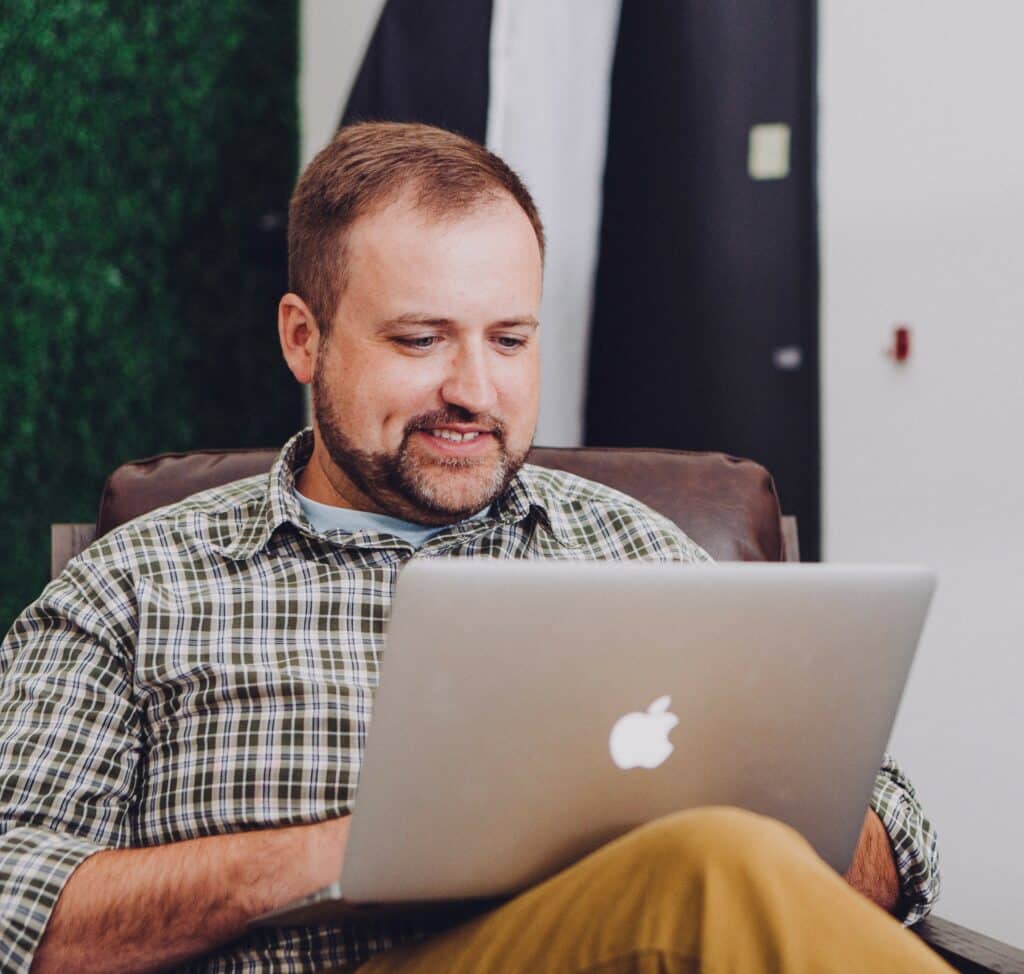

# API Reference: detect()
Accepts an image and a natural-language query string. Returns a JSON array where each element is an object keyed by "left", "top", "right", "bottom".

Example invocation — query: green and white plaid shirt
[{"left": 0, "top": 429, "right": 939, "bottom": 972}]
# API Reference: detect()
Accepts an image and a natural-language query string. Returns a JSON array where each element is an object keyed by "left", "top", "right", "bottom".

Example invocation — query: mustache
[{"left": 404, "top": 408, "right": 506, "bottom": 440}]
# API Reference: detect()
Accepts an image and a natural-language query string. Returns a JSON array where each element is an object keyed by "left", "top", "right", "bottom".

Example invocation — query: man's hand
[
  {"left": 31, "top": 816, "right": 351, "bottom": 974},
  {"left": 843, "top": 809, "right": 900, "bottom": 913}
]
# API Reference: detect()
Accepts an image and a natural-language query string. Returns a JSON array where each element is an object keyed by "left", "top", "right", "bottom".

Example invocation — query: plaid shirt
[{"left": 0, "top": 429, "right": 939, "bottom": 972}]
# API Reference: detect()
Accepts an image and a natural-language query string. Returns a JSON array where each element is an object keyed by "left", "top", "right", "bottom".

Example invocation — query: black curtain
[
  {"left": 341, "top": 0, "right": 492, "bottom": 142},
  {"left": 586, "top": 0, "right": 820, "bottom": 558}
]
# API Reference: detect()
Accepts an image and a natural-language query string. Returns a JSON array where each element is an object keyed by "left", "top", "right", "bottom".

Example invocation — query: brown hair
[{"left": 288, "top": 121, "right": 546, "bottom": 337}]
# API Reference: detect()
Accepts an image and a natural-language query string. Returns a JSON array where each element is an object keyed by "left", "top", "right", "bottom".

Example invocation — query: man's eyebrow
[
  {"left": 498, "top": 316, "right": 540, "bottom": 329},
  {"left": 381, "top": 313, "right": 453, "bottom": 328},
  {"left": 378, "top": 314, "right": 540, "bottom": 329}
]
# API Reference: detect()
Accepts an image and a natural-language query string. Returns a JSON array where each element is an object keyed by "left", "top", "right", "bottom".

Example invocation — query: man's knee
[
  {"left": 616, "top": 806, "right": 810, "bottom": 884},
  {"left": 554, "top": 807, "right": 811, "bottom": 955}
]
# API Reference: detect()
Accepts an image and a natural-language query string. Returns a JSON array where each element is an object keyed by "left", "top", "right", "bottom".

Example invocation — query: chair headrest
[{"left": 98, "top": 445, "right": 784, "bottom": 562}]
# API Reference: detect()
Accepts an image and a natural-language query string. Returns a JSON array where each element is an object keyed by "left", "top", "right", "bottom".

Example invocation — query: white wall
[{"left": 820, "top": 2, "right": 1024, "bottom": 946}]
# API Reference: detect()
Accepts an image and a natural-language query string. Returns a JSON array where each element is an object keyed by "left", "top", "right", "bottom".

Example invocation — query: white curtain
[{"left": 486, "top": 0, "right": 622, "bottom": 446}]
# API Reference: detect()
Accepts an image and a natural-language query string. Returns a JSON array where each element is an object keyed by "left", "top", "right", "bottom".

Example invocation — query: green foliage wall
[{"left": 0, "top": 1, "right": 301, "bottom": 632}]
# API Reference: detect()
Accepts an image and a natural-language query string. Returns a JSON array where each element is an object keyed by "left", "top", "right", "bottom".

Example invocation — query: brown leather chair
[
  {"left": 52, "top": 445, "right": 798, "bottom": 574},
  {"left": 49, "top": 445, "right": 1022, "bottom": 974}
]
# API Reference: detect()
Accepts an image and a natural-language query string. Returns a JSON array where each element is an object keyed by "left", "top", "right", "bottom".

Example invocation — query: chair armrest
[
  {"left": 781, "top": 515, "right": 800, "bottom": 562},
  {"left": 912, "top": 916, "right": 1024, "bottom": 973}
]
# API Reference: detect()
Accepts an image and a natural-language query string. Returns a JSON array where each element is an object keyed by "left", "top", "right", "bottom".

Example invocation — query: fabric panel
[
  {"left": 485, "top": 0, "right": 622, "bottom": 446},
  {"left": 341, "top": 0, "right": 493, "bottom": 143}
]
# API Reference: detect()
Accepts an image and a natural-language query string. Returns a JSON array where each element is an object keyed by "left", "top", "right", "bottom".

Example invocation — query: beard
[{"left": 311, "top": 360, "right": 531, "bottom": 526}]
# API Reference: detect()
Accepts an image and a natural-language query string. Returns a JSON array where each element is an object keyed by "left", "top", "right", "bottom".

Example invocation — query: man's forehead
[
  {"left": 346, "top": 189, "right": 534, "bottom": 252},
  {"left": 337, "top": 193, "right": 543, "bottom": 314}
]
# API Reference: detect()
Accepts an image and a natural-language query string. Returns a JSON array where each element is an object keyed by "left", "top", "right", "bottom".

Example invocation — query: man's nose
[{"left": 439, "top": 342, "right": 499, "bottom": 416}]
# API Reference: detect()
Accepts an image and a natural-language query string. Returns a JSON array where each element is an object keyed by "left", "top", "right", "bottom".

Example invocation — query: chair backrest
[{"left": 91, "top": 445, "right": 792, "bottom": 563}]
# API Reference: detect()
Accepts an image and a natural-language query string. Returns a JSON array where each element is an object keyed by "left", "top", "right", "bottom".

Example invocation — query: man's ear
[{"left": 278, "top": 293, "right": 320, "bottom": 384}]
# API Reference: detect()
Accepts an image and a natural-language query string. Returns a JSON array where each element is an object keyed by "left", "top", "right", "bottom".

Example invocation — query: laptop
[{"left": 257, "top": 560, "right": 935, "bottom": 926}]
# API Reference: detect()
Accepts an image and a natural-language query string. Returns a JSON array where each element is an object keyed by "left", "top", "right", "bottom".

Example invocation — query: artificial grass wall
[{"left": 0, "top": 2, "right": 301, "bottom": 633}]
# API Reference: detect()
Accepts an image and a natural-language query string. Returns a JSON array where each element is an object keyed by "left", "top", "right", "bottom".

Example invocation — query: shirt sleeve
[
  {"left": 0, "top": 557, "right": 140, "bottom": 973},
  {"left": 870, "top": 752, "right": 941, "bottom": 924}
]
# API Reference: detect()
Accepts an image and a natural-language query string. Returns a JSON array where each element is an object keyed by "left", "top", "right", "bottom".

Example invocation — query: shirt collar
[
  {"left": 221, "top": 428, "right": 579, "bottom": 559},
  {"left": 492, "top": 465, "right": 583, "bottom": 549},
  {"left": 220, "top": 429, "right": 316, "bottom": 560}
]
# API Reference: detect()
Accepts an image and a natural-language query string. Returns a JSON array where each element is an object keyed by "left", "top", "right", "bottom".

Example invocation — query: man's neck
[{"left": 295, "top": 443, "right": 376, "bottom": 513}]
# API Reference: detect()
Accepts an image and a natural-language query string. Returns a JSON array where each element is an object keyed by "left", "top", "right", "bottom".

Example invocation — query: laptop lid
[
  {"left": 257, "top": 559, "right": 934, "bottom": 927},
  {"left": 337, "top": 560, "right": 934, "bottom": 905}
]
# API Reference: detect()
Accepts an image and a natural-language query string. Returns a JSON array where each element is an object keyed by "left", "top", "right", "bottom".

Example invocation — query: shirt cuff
[
  {"left": 0, "top": 826, "right": 106, "bottom": 973},
  {"left": 869, "top": 753, "right": 941, "bottom": 925}
]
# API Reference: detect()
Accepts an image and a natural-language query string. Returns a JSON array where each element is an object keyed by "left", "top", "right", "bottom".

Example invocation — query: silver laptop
[{"left": 258, "top": 560, "right": 935, "bottom": 926}]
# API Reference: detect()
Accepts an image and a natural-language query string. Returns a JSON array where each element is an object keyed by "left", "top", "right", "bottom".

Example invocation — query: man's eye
[
  {"left": 396, "top": 336, "right": 439, "bottom": 350},
  {"left": 496, "top": 336, "right": 527, "bottom": 350}
]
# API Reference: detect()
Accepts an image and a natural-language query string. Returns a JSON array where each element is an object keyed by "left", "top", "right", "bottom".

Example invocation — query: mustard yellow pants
[{"left": 357, "top": 807, "right": 953, "bottom": 973}]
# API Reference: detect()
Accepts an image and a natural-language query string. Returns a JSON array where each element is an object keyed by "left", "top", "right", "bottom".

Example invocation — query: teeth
[{"left": 430, "top": 429, "right": 481, "bottom": 442}]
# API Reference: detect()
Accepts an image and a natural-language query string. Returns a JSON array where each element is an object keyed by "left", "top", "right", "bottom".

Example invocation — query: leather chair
[
  {"left": 50, "top": 445, "right": 1022, "bottom": 974},
  {"left": 52, "top": 445, "right": 798, "bottom": 572}
]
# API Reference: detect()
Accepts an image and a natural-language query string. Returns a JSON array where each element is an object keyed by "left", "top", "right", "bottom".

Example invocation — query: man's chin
[
  {"left": 388, "top": 451, "right": 520, "bottom": 524},
  {"left": 315, "top": 427, "right": 526, "bottom": 525},
  {"left": 398, "top": 475, "right": 501, "bottom": 524}
]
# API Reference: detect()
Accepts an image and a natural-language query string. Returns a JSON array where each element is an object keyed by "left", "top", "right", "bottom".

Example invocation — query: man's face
[{"left": 308, "top": 192, "right": 543, "bottom": 525}]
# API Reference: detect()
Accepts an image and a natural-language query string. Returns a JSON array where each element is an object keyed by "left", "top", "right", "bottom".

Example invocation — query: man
[{"left": 0, "top": 123, "right": 948, "bottom": 973}]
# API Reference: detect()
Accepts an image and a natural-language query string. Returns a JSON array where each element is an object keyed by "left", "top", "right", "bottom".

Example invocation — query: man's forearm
[
  {"left": 31, "top": 817, "right": 348, "bottom": 974},
  {"left": 844, "top": 809, "right": 900, "bottom": 913}
]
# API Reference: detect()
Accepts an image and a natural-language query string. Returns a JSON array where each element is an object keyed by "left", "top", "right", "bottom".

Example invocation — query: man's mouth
[
  {"left": 413, "top": 426, "right": 498, "bottom": 455},
  {"left": 427, "top": 429, "right": 484, "bottom": 443}
]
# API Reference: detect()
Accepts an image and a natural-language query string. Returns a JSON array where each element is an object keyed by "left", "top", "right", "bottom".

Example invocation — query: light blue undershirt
[{"left": 295, "top": 484, "right": 490, "bottom": 549}]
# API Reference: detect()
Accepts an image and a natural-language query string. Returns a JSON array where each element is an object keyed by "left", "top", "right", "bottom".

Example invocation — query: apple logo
[{"left": 609, "top": 696, "right": 678, "bottom": 770}]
